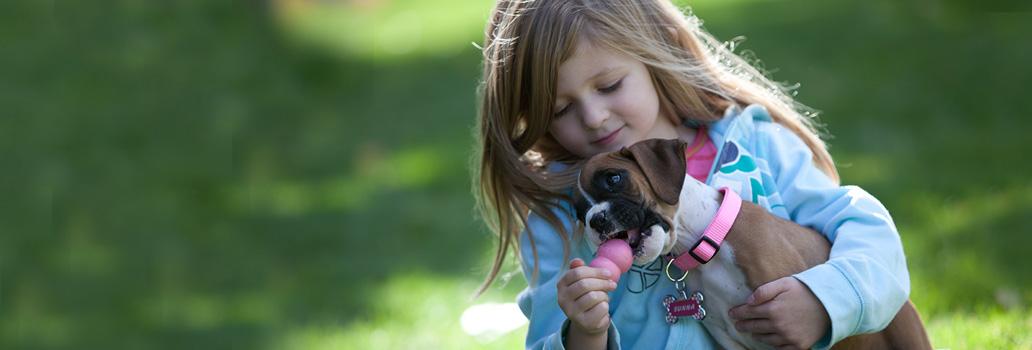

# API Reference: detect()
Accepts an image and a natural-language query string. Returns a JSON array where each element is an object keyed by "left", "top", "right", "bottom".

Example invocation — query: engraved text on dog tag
[{"left": 663, "top": 291, "right": 706, "bottom": 323}]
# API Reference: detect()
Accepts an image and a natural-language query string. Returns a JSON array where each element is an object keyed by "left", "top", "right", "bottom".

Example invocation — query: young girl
[{"left": 473, "top": 0, "right": 911, "bottom": 349}]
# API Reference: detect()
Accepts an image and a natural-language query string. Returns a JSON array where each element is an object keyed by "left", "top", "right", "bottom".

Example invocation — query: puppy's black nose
[{"left": 589, "top": 211, "right": 608, "bottom": 232}]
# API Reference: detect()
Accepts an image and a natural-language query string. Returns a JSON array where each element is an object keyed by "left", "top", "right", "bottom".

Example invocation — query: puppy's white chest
[{"left": 685, "top": 245, "right": 772, "bottom": 350}]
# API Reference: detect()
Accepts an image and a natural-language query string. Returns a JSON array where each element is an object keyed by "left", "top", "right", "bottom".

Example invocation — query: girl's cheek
[{"left": 614, "top": 84, "right": 640, "bottom": 109}]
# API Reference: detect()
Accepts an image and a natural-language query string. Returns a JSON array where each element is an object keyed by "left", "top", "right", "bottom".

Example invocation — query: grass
[
  {"left": 272, "top": 274, "right": 528, "bottom": 350},
  {"left": 0, "top": 0, "right": 1030, "bottom": 348},
  {"left": 926, "top": 309, "right": 1032, "bottom": 349}
]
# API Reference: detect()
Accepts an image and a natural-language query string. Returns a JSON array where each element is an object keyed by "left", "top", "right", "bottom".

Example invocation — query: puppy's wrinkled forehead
[{"left": 579, "top": 138, "right": 688, "bottom": 207}]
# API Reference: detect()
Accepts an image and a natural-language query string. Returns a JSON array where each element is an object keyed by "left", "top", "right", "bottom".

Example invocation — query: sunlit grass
[
  {"left": 272, "top": 0, "right": 767, "bottom": 62},
  {"left": 276, "top": 273, "right": 527, "bottom": 349},
  {"left": 273, "top": 0, "right": 494, "bottom": 61},
  {"left": 927, "top": 309, "right": 1032, "bottom": 349}
]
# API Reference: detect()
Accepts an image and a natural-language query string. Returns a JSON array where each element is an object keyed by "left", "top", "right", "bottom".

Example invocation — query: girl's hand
[
  {"left": 557, "top": 258, "right": 617, "bottom": 336},
  {"left": 728, "top": 276, "right": 830, "bottom": 350}
]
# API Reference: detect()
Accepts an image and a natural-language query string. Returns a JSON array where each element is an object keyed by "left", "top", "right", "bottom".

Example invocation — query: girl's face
[{"left": 548, "top": 39, "right": 681, "bottom": 159}]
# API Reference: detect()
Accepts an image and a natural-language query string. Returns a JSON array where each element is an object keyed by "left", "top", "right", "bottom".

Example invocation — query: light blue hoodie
[{"left": 517, "top": 104, "right": 911, "bottom": 349}]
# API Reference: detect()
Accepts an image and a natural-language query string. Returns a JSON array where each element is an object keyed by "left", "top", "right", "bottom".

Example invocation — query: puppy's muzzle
[
  {"left": 585, "top": 201, "right": 648, "bottom": 249},
  {"left": 589, "top": 211, "right": 612, "bottom": 234}
]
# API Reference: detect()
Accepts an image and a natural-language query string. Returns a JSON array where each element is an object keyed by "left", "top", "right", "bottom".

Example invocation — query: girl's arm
[
  {"left": 757, "top": 122, "right": 911, "bottom": 349},
  {"left": 516, "top": 205, "right": 621, "bottom": 350}
]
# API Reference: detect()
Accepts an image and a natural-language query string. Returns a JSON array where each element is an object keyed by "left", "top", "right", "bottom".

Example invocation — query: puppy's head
[{"left": 575, "top": 138, "right": 687, "bottom": 265}]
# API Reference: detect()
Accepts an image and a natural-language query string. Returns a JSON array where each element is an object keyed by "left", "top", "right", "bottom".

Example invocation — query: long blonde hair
[{"left": 473, "top": 0, "right": 839, "bottom": 296}]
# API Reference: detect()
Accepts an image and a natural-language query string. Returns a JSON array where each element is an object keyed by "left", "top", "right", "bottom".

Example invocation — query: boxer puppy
[{"left": 575, "top": 138, "right": 931, "bottom": 350}]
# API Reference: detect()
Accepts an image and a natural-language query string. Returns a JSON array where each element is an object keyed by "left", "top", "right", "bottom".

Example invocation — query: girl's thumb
[{"left": 569, "top": 258, "right": 585, "bottom": 269}]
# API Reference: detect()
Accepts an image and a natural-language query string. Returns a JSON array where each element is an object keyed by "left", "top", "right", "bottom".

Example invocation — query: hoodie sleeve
[
  {"left": 757, "top": 123, "right": 911, "bottom": 349},
  {"left": 516, "top": 205, "right": 622, "bottom": 350}
]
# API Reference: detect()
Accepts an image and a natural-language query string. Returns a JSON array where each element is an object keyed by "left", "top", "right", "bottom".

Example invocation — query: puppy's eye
[
  {"left": 606, "top": 174, "right": 622, "bottom": 188},
  {"left": 595, "top": 169, "right": 627, "bottom": 193}
]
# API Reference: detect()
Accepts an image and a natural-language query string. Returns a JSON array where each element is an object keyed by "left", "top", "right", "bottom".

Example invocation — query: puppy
[{"left": 575, "top": 138, "right": 931, "bottom": 350}]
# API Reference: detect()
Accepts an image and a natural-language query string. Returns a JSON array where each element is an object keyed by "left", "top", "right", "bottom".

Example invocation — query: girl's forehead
[
  {"left": 564, "top": 38, "right": 629, "bottom": 68},
  {"left": 557, "top": 41, "right": 634, "bottom": 88}
]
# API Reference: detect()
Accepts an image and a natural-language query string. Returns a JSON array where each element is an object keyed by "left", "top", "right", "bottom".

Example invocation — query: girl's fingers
[
  {"left": 580, "top": 300, "right": 611, "bottom": 330},
  {"left": 556, "top": 259, "right": 617, "bottom": 323},
  {"left": 748, "top": 277, "right": 791, "bottom": 305},
  {"left": 561, "top": 277, "right": 616, "bottom": 303},
  {"left": 558, "top": 264, "right": 612, "bottom": 288},
  {"left": 571, "top": 277, "right": 617, "bottom": 293},
  {"left": 569, "top": 258, "right": 585, "bottom": 269},
  {"left": 734, "top": 318, "right": 776, "bottom": 334},
  {"left": 728, "top": 301, "right": 774, "bottom": 320},
  {"left": 574, "top": 290, "right": 610, "bottom": 312}
]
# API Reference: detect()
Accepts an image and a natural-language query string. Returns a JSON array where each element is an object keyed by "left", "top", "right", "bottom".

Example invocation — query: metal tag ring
[{"left": 664, "top": 257, "right": 690, "bottom": 282}]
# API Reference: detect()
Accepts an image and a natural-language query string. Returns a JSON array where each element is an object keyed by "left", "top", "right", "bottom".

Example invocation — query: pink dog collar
[{"left": 672, "top": 187, "right": 742, "bottom": 271}]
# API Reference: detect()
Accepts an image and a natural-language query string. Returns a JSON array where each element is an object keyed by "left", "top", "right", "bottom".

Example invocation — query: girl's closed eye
[
  {"left": 554, "top": 104, "right": 571, "bottom": 118},
  {"left": 553, "top": 78, "right": 623, "bottom": 117},
  {"left": 599, "top": 78, "right": 623, "bottom": 93}
]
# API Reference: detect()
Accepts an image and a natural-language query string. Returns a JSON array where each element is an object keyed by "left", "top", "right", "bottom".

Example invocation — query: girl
[{"left": 473, "top": 0, "right": 911, "bottom": 349}]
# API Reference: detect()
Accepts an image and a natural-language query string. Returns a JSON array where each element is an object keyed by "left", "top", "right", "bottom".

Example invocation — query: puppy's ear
[{"left": 625, "top": 138, "right": 686, "bottom": 205}]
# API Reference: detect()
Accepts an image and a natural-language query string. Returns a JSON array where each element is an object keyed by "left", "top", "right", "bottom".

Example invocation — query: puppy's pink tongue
[{"left": 590, "top": 239, "right": 633, "bottom": 282}]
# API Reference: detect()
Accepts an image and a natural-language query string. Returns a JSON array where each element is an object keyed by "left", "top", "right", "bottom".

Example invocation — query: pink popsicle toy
[{"left": 590, "top": 239, "right": 633, "bottom": 282}]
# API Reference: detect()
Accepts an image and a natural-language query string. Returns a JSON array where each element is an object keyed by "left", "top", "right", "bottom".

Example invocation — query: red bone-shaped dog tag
[{"left": 663, "top": 291, "right": 706, "bottom": 323}]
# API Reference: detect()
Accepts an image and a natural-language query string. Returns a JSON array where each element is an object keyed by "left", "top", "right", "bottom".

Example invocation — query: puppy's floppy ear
[{"left": 624, "top": 138, "right": 686, "bottom": 205}]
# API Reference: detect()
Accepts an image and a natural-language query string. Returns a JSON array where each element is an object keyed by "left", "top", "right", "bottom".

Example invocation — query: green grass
[
  {"left": 272, "top": 273, "right": 527, "bottom": 350},
  {"left": 1, "top": 0, "right": 1030, "bottom": 348},
  {"left": 926, "top": 309, "right": 1032, "bottom": 349}
]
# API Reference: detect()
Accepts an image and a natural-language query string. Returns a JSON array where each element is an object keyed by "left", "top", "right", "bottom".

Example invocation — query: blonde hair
[{"left": 472, "top": 0, "right": 839, "bottom": 296}]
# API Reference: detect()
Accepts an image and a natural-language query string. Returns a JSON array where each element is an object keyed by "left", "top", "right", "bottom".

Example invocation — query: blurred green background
[{"left": 2, "top": 0, "right": 1030, "bottom": 348}]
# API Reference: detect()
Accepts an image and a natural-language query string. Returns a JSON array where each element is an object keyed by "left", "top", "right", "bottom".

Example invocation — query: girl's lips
[{"left": 591, "top": 127, "right": 623, "bottom": 145}]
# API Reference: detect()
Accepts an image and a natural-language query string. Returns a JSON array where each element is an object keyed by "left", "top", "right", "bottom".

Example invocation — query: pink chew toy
[{"left": 590, "top": 239, "right": 633, "bottom": 282}]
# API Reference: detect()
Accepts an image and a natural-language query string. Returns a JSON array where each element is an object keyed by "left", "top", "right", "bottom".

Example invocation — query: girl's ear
[{"left": 625, "top": 139, "right": 686, "bottom": 205}]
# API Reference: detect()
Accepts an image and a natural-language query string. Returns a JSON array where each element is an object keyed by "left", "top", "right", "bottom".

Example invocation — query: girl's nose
[{"left": 580, "top": 102, "right": 609, "bottom": 130}]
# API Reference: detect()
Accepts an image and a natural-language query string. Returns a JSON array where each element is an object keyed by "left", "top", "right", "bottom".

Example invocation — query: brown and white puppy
[{"left": 575, "top": 138, "right": 930, "bottom": 350}]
